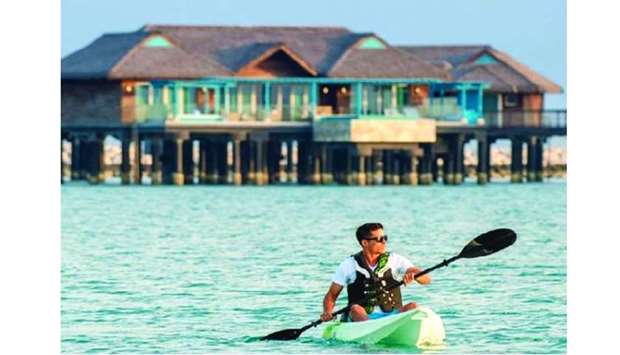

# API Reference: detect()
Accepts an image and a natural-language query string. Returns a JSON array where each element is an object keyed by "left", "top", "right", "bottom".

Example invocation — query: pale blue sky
[{"left": 62, "top": 0, "right": 566, "bottom": 110}]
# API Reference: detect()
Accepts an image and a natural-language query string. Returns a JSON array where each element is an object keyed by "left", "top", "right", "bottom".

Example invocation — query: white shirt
[{"left": 331, "top": 253, "right": 414, "bottom": 286}]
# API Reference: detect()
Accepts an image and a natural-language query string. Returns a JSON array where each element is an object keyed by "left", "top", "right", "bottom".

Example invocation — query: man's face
[{"left": 362, "top": 228, "right": 387, "bottom": 254}]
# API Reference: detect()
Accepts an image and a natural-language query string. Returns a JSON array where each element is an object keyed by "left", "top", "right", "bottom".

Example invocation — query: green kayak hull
[{"left": 322, "top": 306, "right": 445, "bottom": 347}]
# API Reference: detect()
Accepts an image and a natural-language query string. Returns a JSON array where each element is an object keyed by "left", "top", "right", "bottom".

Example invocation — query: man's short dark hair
[{"left": 356, "top": 223, "right": 384, "bottom": 245}]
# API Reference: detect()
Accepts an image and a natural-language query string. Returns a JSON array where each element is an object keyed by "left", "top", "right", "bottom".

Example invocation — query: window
[
  {"left": 504, "top": 94, "right": 521, "bottom": 108},
  {"left": 136, "top": 85, "right": 149, "bottom": 105},
  {"left": 153, "top": 86, "right": 162, "bottom": 104},
  {"left": 166, "top": 85, "right": 176, "bottom": 107},
  {"left": 183, "top": 87, "right": 201, "bottom": 114},
  {"left": 229, "top": 88, "right": 237, "bottom": 112}
]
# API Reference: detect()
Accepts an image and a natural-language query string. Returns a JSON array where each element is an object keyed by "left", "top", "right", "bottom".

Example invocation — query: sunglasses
[{"left": 363, "top": 235, "right": 388, "bottom": 243}]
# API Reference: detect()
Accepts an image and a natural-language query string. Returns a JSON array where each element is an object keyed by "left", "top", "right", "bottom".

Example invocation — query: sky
[{"left": 62, "top": 0, "right": 566, "bottom": 110}]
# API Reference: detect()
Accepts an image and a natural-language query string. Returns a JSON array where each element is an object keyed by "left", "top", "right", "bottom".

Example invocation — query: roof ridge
[
  {"left": 142, "top": 24, "right": 351, "bottom": 32},
  {"left": 395, "top": 47, "right": 450, "bottom": 79},
  {"left": 396, "top": 44, "right": 491, "bottom": 50}
]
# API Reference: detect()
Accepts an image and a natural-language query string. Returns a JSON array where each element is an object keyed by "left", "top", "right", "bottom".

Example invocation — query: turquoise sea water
[{"left": 61, "top": 181, "right": 566, "bottom": 354}]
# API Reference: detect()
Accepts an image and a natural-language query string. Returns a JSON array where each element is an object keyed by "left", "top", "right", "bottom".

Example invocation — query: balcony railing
[
  {"left": 131, "top": 79, "right": 489, "bottom": 125},
  {"left": 133, "top": 102, "right": 314, "bottom": 123},
  {"left": 135, "top": 103, "right": 170, "bottom": 123},
  {"left": 483, "top": 110, "right": 566, "bottom": 128},
  {"left": 133, "top": 101, "right": 485, "bottom": 124}
]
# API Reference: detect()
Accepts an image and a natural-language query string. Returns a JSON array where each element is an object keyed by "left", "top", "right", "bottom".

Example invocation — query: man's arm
[
  {"left": 403, "top": 266, "right": 431, "bottom": 285},
  {"left": 321, "top": 282, "right": 343, "bottom": 321}
]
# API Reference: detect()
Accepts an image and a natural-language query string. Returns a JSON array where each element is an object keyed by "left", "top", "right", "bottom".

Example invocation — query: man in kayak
[{"left": 320, "top": 222, "right": 431, "bottom": 322}]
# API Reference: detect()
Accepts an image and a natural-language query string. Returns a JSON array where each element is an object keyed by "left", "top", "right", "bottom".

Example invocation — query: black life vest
[{"left": 346, "top": 252, "right": 403, "bottom": 314}]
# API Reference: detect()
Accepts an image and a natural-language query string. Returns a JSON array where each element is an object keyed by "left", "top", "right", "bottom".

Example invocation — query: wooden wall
[{"left": 61, "top": 80, "right": 123, "bottom": 127}]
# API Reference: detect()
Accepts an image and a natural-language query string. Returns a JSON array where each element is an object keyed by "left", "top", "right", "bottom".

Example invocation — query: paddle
[{"left": 260, "top": 228, "right": 517, "bottom": 341}]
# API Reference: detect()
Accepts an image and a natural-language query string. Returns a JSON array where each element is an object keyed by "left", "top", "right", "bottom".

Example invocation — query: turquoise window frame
[
  {"left": 153, "top": 86, "right": 163, "bottom": 104},
  {"left": 229, "top": 88, "right": 238, "bottom": 112},
  {"left": 136, "top": 85, "right": 149, "bottom": 105},
  {"left": 166, "top": 85, "right": 176, "bottom": 108},
  {"left": 183, "top": 87, "right": 198, "bottom": 114}
]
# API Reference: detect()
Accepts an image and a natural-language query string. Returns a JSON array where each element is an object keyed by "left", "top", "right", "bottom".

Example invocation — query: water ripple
[{"left": 62, "top": 183, "right": 566, "bottom": 353}]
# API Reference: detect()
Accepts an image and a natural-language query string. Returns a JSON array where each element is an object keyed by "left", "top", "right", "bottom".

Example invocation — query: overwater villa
[{"left": 61, "top": 25, "right": 565, "bottom": 185}]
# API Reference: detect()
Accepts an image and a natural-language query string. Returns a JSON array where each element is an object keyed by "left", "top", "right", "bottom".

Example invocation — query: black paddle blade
[
  {"left": 260, "top": 328, "right": 302, "bottom": 341},
  {"left": 459, "top": 228, "right": 517, "bottom": 259}
]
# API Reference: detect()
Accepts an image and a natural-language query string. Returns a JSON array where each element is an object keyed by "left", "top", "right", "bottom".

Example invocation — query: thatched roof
[
  {"left": 398, "top": 45, "right": 562, "bottom": 93},
  {"left": 62, "top": 25, "right": 445, "bottom": 80},
  {"left": 328, "top": 36, "right": 447, "bottom": 79},
  {"left": 61, "top": 32, "right": 148, "bottom": 79},
  {"left": 61, "top": 25, "right": 561, "bottom": 93}
]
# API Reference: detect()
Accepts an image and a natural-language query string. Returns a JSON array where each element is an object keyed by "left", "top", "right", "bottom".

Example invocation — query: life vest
[{"left": 346, "top": 252, "right": 403, "bottom": 314}]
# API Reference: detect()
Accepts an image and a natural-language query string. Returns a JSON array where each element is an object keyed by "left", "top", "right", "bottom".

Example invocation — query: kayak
[{"left": 322, "top": 306, "right": 445, "bottom": 347}]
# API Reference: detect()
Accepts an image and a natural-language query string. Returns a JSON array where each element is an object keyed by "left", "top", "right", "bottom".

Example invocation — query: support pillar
[
  {"left": 320, "top": 144, "right": 333, "bottom": 184},
  {"left": 78, "top": 138, "right": 92, "bottom": 181},
  {"left": 121, "top": 138, "right": 131, "bottom": 184},
  {"left": 431, "top": 156, "right": 439, "bottom": 183},
  {"left": 511, "top": 137, "right": 523, "bottom": 183},
  {"left": 345, "top": 147, "right": 354, "bottom": 185},
  {"left": 365, "top": 156, "right": 373, "bottom": 185},
  {"left": 527, "top": 136, "right": 541, "bottom": 182},
  {"left": 372, "top": 150, "right": 383, "bottom": 185},
  {"left": 151, "top": 138, "right": 163, "bottom": 185},
  {"left": 477, "top": 134, "right": 489, "bottom": 185},
  {"left": 486, "top": 139, "right": 492, "bottom": 182},
  {"left": 183, "top": 140, "right": 194, "bottom": 185},
  {"left": 268, "top": 140, "right": 281, "bottom": 184},
  {"left": 297, "top": 140, "right": 311, "bottom": 184},
  {"left": 331, "top": 148, "right": 345, "bottom": 184},
  {"left": 173, "top": 137, "right": 184, "bottom": 186},
  {"left": 443, "top": 152, "right": 454, "bottom": 185},
  {"left": 61, "top": 138, "right": 65, "bottom": 184},
  {"left": 536, "top": 138, "right": 544, "bottom": 182},
  {"left": 357, "top": 153, "right": 367, "bottom": 186},
  {"left": 218, "top": 141, "right": 231, "bottom": 184},
  {"left": 161, "top": 139, "right": 176, "bottom": 185},
  {"left": 96, "top": 136, "right": 106, "bottom": 184},
  {"left": 87, "top": 136, "right": 105, "bottom": 184},
  {"left": 420, "top": 144, "right": 433, "bottom": 185},
  {"left": 233, "top": 138, "right": 242, "bottom": 185},
  {"left": 384, "top": 151, "right": 393, "bottom": 185},
  {"left": 243, "top": 140, "right": 256, "bottom": 184},
  {"left": 287, "top": 141, "right": 297, "bottom": 183},
  {"left": 143, "top": 141, "right": 152, "bottom": 181},
  {"left": 392, "top": 152, "right": 400, "bottom": 185},
  {"left": 199, "top": 139, "right": 208, "bottom": 184},
  {"left": 255, "top": 140, "right": 267, "bottom": 186},
  {"left": 132, "top": 130, "right": 141, "bottom": 184},
  {"left": 309, "top": 145, "right": 321, "bottom": 185},
  {"left": 277, "top": 142, "right": 287, "bottom": 183},
  {"left": 454, "top": 135, "right": 464, "bottom": 185},
  {"left": 206, "top": 140, "right": 219, "bottom": 184},
  {"left": 70, "top": 138, "right": 81, "bottom": 181},
  {"left": 404, "top": 151, "right": 419, "bottom": 185}
]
